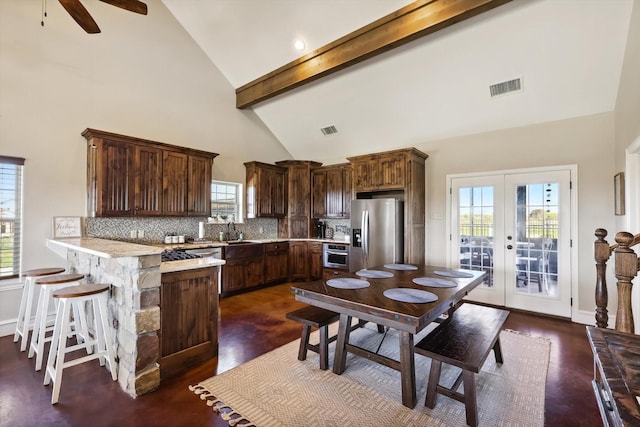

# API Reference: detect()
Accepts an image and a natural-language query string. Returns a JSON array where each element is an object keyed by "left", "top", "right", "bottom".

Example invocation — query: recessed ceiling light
[{"left": 294, "top": 39, "right": 306, "bottom": 51}]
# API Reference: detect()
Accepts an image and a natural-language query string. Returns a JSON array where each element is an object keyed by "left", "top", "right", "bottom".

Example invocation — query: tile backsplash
[{"left": 85, "top": 217, "right": 278, "bottom": 243}]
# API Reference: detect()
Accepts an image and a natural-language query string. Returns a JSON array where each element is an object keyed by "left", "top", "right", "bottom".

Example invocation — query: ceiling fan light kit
[{"left": 56, "top": 0, "right": 148, "bottom": 34}]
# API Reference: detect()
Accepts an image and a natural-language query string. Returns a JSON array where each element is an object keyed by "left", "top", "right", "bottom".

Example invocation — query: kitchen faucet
[{"left": 226, "top": 221, "right": 237, "bottom": 241}]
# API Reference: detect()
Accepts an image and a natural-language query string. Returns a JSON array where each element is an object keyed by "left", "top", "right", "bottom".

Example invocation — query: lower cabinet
[
  {"left": 309, "top": 242, "right": 323, "bottom": 281},
  {"left": 160, "top": 267, "right": 219, "bottom": 379},
  {"left": 264, "top": 242, "right": 289, "bottom": 283},
  {"left": 289, "top": 241, "right": 323, "bottom": 281},
  {"left": 222, "top": 244, "right": 264, "bottom": 294}
]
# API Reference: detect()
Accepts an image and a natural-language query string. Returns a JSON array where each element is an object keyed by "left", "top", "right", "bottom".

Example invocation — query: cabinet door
[
  {"left": 160, "top": 267, "right": 218, "bottom": 379},
  {"left": 135, "top": 145, "right": 163, "bottom": 216},
  {"left": 379, "top": 154, "right": 405, "bottom": 189},
  {"left": 222, "top": 259, "right": 246, "bottom": 292},
  {"left": 289, "top": 241, "right": 308, "bottom": 280},
  {"left": 264, "top": 242, "right": 289, "bottom": 283},
  {"left": 342, "top": 167, "right": 353, "bottom": 218},
  {"left": 270, "top": 168, "right": 286, "bottom": 217},
  {"left": 352, "top": 159, "right": 377, "bottom": 192},
  {"left": 311, "top": 170, "right": 326, "bottom": 219},
  {"left": 288, "top": 165, "right": 311, "bottom": 217},
  {"left": 309, "top": 242, "right": 323, "bottom": 281},
  {"left": 98, "top": 140, "right": 135, "bottom": 216},
  {"left": 326, "top": 168, "right": 346, "bottom": 218},
  {"left": 163, "top": 151, "right": 188, "bottom": 216},
  {"left": 188, "top": 155, "right": 212, "bottom": 216}
]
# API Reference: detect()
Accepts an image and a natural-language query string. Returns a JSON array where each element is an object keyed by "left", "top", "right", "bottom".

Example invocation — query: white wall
[{"left": 0, "top": 0, "right": 291, "bottom": 333}]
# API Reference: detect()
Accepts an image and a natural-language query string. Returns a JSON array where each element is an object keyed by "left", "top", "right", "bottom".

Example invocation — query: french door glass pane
[
  {"left": 458, "top": 186, "right": 494, "bottom": 287},
  {"left": 513, "top": 183, "right": 558, "bottom": 296}
]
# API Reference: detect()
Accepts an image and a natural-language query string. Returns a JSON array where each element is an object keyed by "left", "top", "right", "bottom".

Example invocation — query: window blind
[{"left": 0, "top": 156, "right": 24, "bottom": 279}]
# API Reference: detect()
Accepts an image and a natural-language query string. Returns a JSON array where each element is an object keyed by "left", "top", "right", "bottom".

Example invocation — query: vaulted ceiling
[{"left": 162, "top": 0, "right": 634, "bottom": 164}]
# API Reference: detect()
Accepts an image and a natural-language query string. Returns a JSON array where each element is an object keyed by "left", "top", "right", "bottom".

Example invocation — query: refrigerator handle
[{"left": 362, "top": 210, "right": 369, "bottom": 270}]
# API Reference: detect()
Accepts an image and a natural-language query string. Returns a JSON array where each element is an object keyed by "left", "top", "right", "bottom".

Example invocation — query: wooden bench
[
  {"left": 286, "top": 306, "right": 384, "bottom": 370},
  {"left": 286, "top": 306, "right": 340, "bottom": 370},
  {"left": 414, "top": 303, "right": 509, "bottom": 427}
]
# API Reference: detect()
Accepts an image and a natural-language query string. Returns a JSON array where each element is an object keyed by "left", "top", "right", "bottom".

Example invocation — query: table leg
[
  {"left": 399, "top": 330, "right": 417, "bottom": 408},
  {"left": 333, "top": 314, "right": 352, "bottom": 375}
]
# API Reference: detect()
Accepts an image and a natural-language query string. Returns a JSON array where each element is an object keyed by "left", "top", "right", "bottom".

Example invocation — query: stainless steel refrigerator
[{"left": 350, "top": 198, "right": 404, "bottom": 272}]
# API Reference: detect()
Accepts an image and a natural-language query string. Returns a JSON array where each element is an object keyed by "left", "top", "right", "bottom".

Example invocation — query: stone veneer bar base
[{"left": 67, "top": 249, "right": 162, "bottom": 397}]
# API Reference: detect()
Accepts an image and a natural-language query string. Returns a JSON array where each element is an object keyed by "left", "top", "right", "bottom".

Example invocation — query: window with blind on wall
[{"left": 0, "top": 156, "right": 24, "bottom": 279}]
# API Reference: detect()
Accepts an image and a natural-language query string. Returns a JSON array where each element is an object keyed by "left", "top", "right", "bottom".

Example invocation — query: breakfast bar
[
  {"left": 291, "top": 265, "right": 485, "bottom": 408},
  {"left": 46, "top": 237, "right": 225, "bottom": 397}
]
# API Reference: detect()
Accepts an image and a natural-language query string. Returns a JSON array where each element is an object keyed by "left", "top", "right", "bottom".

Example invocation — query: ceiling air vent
[
  {"left": 320, "top": 125, "right": 338, "bottom": 136},
  {"left": 489, "top": 77, "right": 522, "bottom": 97}
]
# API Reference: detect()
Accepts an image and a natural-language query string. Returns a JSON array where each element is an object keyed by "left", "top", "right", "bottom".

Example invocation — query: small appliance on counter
[{"left": 316, "top": 220, "right": 327, "bottom": 239}]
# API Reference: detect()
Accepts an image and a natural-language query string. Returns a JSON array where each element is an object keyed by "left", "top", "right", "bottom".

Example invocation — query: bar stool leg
[
  {"left": 44, "top": 298, "right": 72, "bottom": 404},
  {"left": 97, "top": 294, "right": 117, "bottom": 377},
  {"left": 28, "top": 285, "right": 52, "bottom": 370},
  {"left": 14, "top": 276, "right": 36, "bottom": 351}
]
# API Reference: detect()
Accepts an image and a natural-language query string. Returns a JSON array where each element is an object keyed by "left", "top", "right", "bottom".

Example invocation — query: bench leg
[
  {"left": 319, "top": 325, "right": 329, "bottom": 370},
  {"left": 493, "top": 337, "right": 504, "bottom": 364},
  {"left": 377, "top": 324, "right": 385, "bottom": 333},
  {"left": 462, "top": 370, "right": 478, "bottom": 427},
  {"left": 425, "top": 359, "right": 442, "bottom": 408},
  {"left": 298, "top": 324, "right": 311, "bottom": 361}
]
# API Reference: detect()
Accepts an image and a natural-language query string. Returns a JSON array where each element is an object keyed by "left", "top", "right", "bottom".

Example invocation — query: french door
[{"left": 450, "top": 169, "right": 573, "bottom": 317}]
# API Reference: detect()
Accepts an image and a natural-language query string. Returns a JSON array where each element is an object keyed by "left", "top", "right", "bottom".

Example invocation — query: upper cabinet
[
  {"left": 312, "top": 163, "right": 352, "bottom": 219},
  {"left": 83, "top": 129, "right": 218, "bottom": 217},
  {"left": 244, "top": 161, "right": 286, "bottom": 218},
  {"left": 349, "top": 151, "right": 406, "bottom": 192}
]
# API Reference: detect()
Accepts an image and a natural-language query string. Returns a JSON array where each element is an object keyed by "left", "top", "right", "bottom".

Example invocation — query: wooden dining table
[{"left": 291, "top": 265, "right": 486, "bottom": 408}]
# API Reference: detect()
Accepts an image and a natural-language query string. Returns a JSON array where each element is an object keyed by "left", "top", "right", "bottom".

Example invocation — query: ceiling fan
[{"left": 58, "top": 0, "right": 148, "bottom": 34}]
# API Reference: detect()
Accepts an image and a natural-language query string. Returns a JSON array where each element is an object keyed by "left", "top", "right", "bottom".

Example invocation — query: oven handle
[{"left": 325, "top": 250, "right": 348, "bottom": 256}]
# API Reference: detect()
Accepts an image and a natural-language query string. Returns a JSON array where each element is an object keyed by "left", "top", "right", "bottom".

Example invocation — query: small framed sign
[{"left": 53, "top": 216, "right": 83, "bottom": 238}]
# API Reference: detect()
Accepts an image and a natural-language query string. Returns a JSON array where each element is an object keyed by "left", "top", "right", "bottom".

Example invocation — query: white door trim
[{"left": 625, "top": 137, "right": 640, "bottom": 332}]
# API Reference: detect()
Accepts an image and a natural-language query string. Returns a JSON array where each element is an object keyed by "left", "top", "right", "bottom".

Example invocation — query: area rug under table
[{"left": 190, "top": 323, "right": 550, "bottom": 426}]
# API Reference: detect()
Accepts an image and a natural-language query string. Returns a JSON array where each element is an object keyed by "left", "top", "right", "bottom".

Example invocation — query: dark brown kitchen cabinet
[
  {"left": 349, "top": 152, "right": 405, "bottom": 192},
  {"left": 264, "top": 241, "right": 289, "bottom": 284},
  {"left": 312, "top": 163, "right": 352, "bottom": 219},
  {"left": 288, "top": 241, "right": 322, "bottom": 281},
  {"left": 135, "top": 145, "right": 163, "bottom": 216},
  {"left": 276, "top": 160, "right": 321, "bottom": 238},
  {"left": 163, "top": 150, "right": 188, "bottom": 216},
  {"left": 160, "top": 267, "right": 218, "bottom": 379},
  {"left": 83, "top": 128, "right": 217, "bottom": 217},
  {"left": 221, "top": 243, "right": 265, "bottom": 294},
  {"left": 188, "top": 155, "right": 213, "bottom": 216},
  {"left": 244, "top": 162, "right": 286, "bottom": 218},
  {"left": 308, "top": 241, "right": 323, "bottom": 281},
  {"left": 288, "top": 241, "right": 308, "bottom": 281}
]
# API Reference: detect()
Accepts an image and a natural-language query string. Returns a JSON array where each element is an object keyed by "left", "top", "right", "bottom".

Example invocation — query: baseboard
[{"left": 0, "top": 319, "right": 16, "bottom": 338}]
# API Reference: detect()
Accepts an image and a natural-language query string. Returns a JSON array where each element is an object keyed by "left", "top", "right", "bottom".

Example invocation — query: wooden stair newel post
[
  {"left": 594, "top": 228, "right": 611, "bottom": 328},
  {"left": 614, "top": 232, "right": 637, "bottom": 333}
]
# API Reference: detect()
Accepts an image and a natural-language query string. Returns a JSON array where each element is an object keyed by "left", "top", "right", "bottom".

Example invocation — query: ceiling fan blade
[
  {"left": 58, "top": 0, "right": 101, "bottom": 33},
  {"left": 99, "top": 0, "right": 148, "bottom": 15}
]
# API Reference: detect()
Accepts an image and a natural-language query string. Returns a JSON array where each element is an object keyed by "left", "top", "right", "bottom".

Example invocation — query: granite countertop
[
  {"left": 159, "top": 256, "right": 225, "bottom": 273},
  {"left": 47, "top": 237, "right": 163, "bottom": 258}
]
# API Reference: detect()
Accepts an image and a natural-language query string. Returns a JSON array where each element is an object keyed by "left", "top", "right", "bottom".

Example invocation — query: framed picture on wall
[
  {"left": 53, "top": 216, "right": 83, "bottom": 238},
  {"left": 614, "top": 172, "right": 625, "bottom": 216}
]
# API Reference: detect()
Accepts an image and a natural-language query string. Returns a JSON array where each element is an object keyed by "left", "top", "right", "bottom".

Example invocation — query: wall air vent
[
  {"left": 320, "top": 125, "right": 338, "bottom": 135},
  {"left": 489, "top": 77, "right": 522, "bottom": 97}
]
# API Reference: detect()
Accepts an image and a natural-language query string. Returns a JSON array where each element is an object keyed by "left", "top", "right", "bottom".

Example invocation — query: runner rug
[{"left": 190, "top": 323, "right": 550, "bottom": 426}]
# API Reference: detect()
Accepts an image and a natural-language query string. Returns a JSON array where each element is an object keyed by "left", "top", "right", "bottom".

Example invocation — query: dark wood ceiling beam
[{"left": 235, "top": 0, "right": 512, "bottom": 109}]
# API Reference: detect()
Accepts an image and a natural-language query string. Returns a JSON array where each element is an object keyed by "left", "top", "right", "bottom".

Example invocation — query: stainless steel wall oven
[{"left": 323, "top": 243, "right": 349, "bottom": 270}]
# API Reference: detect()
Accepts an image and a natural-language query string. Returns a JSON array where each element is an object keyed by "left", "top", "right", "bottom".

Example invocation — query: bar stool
[
  {"left": 44, "top": 283, "right": 117, "bottom": 404},
  {"left": 14, "top": 267, "right": 65, "bottom": 351},
  {"left": 28, "top": 273, "right": 85, "bottom": 371}
]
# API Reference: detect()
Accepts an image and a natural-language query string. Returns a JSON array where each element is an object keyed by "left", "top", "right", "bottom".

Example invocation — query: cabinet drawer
[
  {"left": 224, "top": 243, "right": 264, "bottom": 259},
  {"left": 264, "top": 242, "right": 289, "bottom": 253}
]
